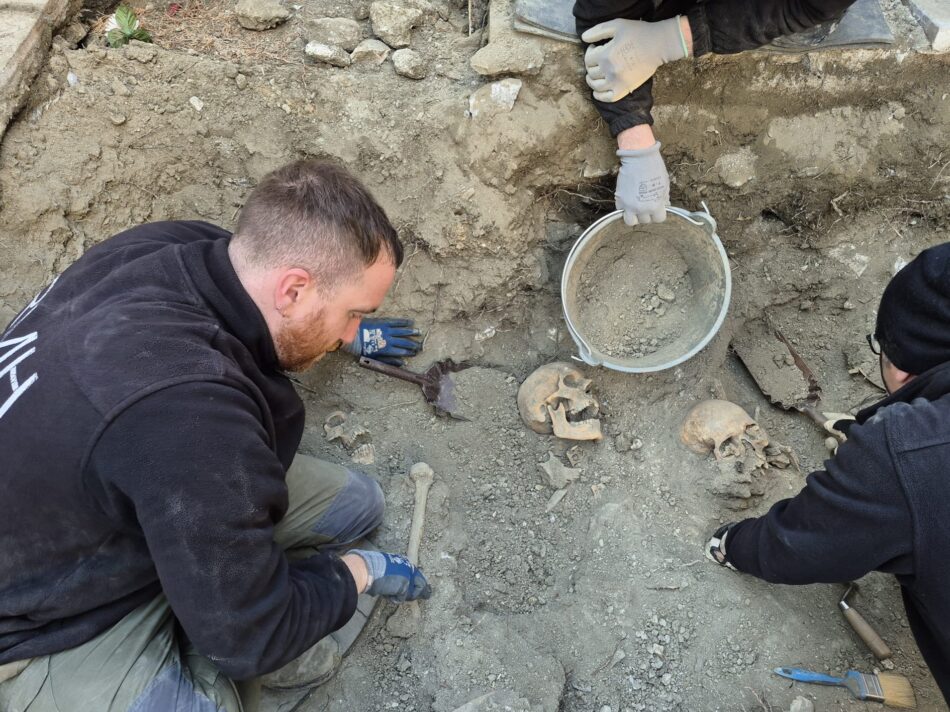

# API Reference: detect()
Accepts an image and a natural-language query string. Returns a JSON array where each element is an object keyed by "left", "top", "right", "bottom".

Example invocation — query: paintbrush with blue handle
[{"left": 774, "top": 667, "right": 915, "bottom": 708}]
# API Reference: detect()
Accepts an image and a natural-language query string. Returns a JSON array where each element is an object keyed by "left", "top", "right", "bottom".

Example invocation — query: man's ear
[
  {"left": 274, "top": 268, "right": 312, "bottom": 314},
  {"left": 892, "top": 366, "right": 915, "bottom": 388}
]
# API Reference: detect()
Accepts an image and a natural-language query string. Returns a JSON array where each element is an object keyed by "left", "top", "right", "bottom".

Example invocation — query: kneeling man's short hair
[{"left": 232, "top": 160, "right": 403, "bottom": 291}]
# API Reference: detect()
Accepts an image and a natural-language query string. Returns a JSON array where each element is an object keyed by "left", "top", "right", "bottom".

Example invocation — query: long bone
[{"left": 407, "top": 462, "right": 434, "bottom": 564}]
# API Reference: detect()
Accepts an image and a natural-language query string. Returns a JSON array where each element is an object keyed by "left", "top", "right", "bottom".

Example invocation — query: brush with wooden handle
[{"left": 840, "top": 582, "right": 892, "bottom": 660}]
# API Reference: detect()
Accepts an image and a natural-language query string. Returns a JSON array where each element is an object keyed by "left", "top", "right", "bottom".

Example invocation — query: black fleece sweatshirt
[
  {"left": 574, "top": 0, "right": 857, "bottom": 136},
  {"left": 725, "top": 362, "right": 950, "bottom": 705},
  {"left": 0, "top": 221, "right": 357, "bottom": 679}
]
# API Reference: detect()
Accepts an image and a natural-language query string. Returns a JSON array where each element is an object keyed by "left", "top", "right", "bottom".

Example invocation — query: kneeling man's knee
[{"left": 311, "top": 470, "right": 385, "bottom": 547}]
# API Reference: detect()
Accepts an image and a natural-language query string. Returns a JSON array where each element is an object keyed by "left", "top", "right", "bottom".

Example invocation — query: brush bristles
[{"left": 878, "top": 673, "right": 917, "bottom": 709}]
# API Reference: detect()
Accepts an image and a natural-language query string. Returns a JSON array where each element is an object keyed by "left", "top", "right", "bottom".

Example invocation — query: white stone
[
  {"left": 234, "top": 0, "right": 290, "bottom": 31},
  {"left": 304, "top": 42, "right": 352, "bottom": 67},
  {"left": 468, "top": 78, "right": 522, "bottom": 118},
  {"left": 306, "top": 17, "right": 362, "bottom": 51},
  {"left": 714, "top": 147, "right": 756, "bottom": 188},
  {"left": 188, "top": 96, "right": 203, "bottom": 112},
  {"left": 392, "top": 48, "right": 426, "bottom": 79},
  {"left": 370, "top": 0, "right": 423, "bottom": 48},
  {"left": 789, "top": 696, "right": 814, "bottom": 712},
  {"left": 351, "top": 38, "right": 391, "bottom": 65}
]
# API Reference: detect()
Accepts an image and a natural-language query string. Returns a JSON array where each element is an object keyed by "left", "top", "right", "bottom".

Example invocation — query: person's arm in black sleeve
[
  {"left": 574, "top": 0, "right": 655, "bottom": 136},
  {"left": 687, "top": 0, "right": 857, "bottom": 57},
  {"left": 88, "top": 381, "right": 358, "bottom": 679},
  {"left": 724, "top": 419, "right": 914, "bottom": 584}
]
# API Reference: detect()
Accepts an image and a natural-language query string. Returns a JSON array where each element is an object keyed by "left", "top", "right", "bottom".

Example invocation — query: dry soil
[{"left": 1, "top": 1, "right": 949, "bottom": 711}]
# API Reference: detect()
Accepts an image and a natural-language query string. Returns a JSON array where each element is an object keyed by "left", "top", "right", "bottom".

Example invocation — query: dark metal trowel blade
[{"left": 422, "top": 359, "right": 471, "bottom": 420}]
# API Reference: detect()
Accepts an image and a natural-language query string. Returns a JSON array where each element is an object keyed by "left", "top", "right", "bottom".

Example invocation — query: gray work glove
[
  {"left": 582, "top": 17, "right": 689, "bottom": 103},
  {"left": 616, "top": 142, "right": 669, "bottom": 225},
  {"left": 704, "top": 523, "right": 738, "bottom": 571}
]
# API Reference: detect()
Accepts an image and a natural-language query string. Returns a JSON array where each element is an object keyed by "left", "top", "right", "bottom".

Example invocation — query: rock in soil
[
  {"left": 351, "top": 38, "right": 391, "bottom": 65},
  {"left": 539, "top": 451, "right": 581, "bottom": 489},
  {"left": 468, "top": 79, "right": 522, "bottom": 119},
  {"left": 305, "top": 17, "right": 362, "bottom": 52},
  {"left": 788, "top": 696, "right": 815, "bottom": 712},
  {"left": 234, "top": 0, "right": 290, "bottom": 30},
  {"left": 305, "top": 42, "right": 352, "bottom": 68},
  {"left": 370, "top": 0, "right": 424, "bottom": 48},
  {"left": 392, "top": 48, "right": 426, "bottom": 79},
  {"left": 470, "top": 40, "right": 543, "bottom": 77}
]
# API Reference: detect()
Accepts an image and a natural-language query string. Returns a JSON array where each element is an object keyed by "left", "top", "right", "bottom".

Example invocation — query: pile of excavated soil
[{"left": 576, "top": 233, "right": 693, "bottom": 359}]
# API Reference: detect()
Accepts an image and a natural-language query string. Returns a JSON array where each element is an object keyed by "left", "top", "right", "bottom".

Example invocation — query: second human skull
[{"left": 679, "top": 399, "right": 768, "bottom": 461}]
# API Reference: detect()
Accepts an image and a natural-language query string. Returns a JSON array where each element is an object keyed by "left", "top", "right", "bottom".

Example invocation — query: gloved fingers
[
  {"left": 592, "top": 89, "right": 618, "bottom": 103},
  {"left": 373, "top": 356, "right": 406, "bottom": 367},
  {"left": 387, "top": 339, "right": 422, "bottom": 353},
  {"left": 621, "top": 208, "right": 639, "bottom": 226},
  {"left": 585, "top": 63, "right": 606, "bottom": 81},
  {"left": 581, "top": 19, "right": 619, "bottom": 45},
  {"left": 583, "top": 44, "right": 604, "bottom": 70},
  {"left": 388, "top": 327, "right": 422, "bottom": 339},
  {"left": 650, "top": 207, "right": 667, "bottom": 223},
  {"left": 362, "top": 317, "right": 414, "bottom": 328},
  {"left": 585, "top": 75, "right": 611, "bottom": 93},
  {"left": 412, "top": 576, "right": 433, "bottom": 601}
]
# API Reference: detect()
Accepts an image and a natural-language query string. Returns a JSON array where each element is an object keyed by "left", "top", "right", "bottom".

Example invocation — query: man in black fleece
[
  {"left": 574, "top": 0, "right": 857, "bottom": 226},
  {"left": 0, "top": 160, "right": 431, "bottom": 711},
  {"left": 705, "top": 243, "right": 950, "bottom": 705}
]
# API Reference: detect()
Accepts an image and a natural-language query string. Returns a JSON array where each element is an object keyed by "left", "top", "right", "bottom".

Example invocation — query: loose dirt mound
[{"left": 577, "top": 232, "right": 692, "bottom": 360}]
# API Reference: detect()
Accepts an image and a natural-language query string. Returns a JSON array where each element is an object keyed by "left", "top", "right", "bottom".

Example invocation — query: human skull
[
  {"left": 518, "top": 362, "right": 600, "bottom": 434},
  {"left": 679, "top": 400, "right": 769, "bottom": 462}
]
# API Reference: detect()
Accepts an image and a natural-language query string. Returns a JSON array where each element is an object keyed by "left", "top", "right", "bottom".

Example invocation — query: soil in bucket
[{"left": 576, "top": 231, "right": 694, "bottom": 360}]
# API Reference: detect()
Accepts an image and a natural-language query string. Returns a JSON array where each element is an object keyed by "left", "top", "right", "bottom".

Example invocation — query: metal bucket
[{"left": 561, "top": 206, "right": 731, "bottom": 373}]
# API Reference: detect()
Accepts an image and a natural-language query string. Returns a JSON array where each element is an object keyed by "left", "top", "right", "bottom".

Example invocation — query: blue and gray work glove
[
  {"left": 616, "top": 141, "right": 670, "bottom": 226},
  {"left": 348, "top": 550, "right": 432, "bottom": 602},
  {"left": 344, "top": 317, "right": 422, "bottom": 366}
]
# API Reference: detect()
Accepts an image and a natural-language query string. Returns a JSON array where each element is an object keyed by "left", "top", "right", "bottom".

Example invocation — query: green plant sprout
[{"left": 106, "top": 5, "right": 152, "bottom": 48}]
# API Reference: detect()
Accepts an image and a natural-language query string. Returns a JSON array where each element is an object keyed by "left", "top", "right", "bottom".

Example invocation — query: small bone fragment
[
  {"left": 323, "top": 411, "right": 369, "bottom": 448},
  {"left": 548, "top": 404, "right": 603, "bottom": 441},
  {"left": 566, "top": 445, "right": 582, "bottom": 467},
  {"left": 539, "top": 452, "right": 581, "bottom": 489},
  {"left": 545, "top": 488, "right": 568, "bottom": 513}
]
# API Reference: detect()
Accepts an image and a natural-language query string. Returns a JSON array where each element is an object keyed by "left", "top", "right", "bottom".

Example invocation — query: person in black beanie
[{"left": 705, "top": 242, "right": 950, "bottom": 706}]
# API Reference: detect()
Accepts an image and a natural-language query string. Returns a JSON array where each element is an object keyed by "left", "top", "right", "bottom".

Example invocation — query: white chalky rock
[
  {"left": 468, "top": 78, "right": 522, "bottom": 118},
  {"left": 305, "top": 42, "right": 352, "bottom": 67}
]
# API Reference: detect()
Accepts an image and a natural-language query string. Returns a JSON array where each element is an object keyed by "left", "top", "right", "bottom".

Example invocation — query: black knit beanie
[{"left": 876, "top": 242, "right": 950, "bottom": 374}]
